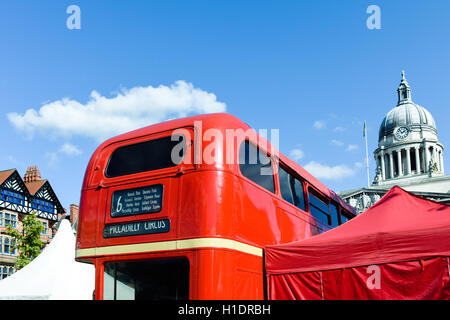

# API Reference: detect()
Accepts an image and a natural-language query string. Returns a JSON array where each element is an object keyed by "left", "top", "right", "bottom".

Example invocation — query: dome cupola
[
  {"left": 378, "top": 71, "right": 437, "bottom": 142},
  {"left": 397, "top": 70, "right": 412, "bottom": 104}
]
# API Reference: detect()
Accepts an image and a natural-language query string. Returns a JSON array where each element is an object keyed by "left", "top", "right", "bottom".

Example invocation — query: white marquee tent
[{"left": 0, "top": 219, "right": 95, "bottom": 300}]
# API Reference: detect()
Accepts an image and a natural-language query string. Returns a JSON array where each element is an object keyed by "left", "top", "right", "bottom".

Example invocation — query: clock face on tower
[{"left": 395, "top": 126, "right": 410, "bottom": 140}]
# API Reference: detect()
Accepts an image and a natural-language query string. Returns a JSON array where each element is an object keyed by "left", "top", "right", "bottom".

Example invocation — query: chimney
[
  {"left": 24, "top": 165, "right": 42, "bottom": 183},
  {"left": 70, "top": 204, "right": 79, "bottom": 226},
  {"left": 57, "top": 208, "right": 67, "bottom": 222}
]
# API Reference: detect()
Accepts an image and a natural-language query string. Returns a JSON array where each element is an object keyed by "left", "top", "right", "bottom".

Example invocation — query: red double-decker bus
[{"left": 75, "top": 113, "right": 356, "bottom": 300}]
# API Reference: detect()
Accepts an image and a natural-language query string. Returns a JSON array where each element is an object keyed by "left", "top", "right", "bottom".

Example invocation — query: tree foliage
[{"left": 6, "top": 213, "right": 45, "bottom": 270}]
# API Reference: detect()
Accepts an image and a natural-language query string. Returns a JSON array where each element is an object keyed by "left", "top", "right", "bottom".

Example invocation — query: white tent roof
[{"left": 0, "top": 219, "right": 95, "bottom": 300}]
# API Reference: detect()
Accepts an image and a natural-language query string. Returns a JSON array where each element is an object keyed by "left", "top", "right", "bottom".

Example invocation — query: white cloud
[
  {"left": 346, "top": 144, "right": 359, "bottom": 151},
  {"left": 289, "top": 148, "right": 305, "bottom": 161},
  {"left": 355, "top": 162, "right": 363, "bottom": 169},
  {"left": 330, "top": 139, "right": 344, "bottom": 146},
  {"left": 303, "top": 161, "right": 357, "bottom": 180},
  {"left": 44, "top": 143, "right": 83, "bottom": 168},
  {"left": 60, "top": 143, "right": 82, "bottom": 156},
  {"left": 5, "top": 155, "right": 22, "bottom": 165},
  {"left": 313, "top": 120, "right": 326, "bottom": 130},
  {"left": 334, "top": 126, "right": 346, "bottom": 132},
  {"left": 44, "top": 152, "right": 59, "bottom": 167},
  {"left": 8, "top": 80, "right": 226, "bottom": 142}
]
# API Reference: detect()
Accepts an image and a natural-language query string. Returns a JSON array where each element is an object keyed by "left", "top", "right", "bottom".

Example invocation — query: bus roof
[{"left": 85, "top": 113, "right": 355, "bottom": 214}]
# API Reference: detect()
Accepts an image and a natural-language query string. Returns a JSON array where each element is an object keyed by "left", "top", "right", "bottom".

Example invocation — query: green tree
[{"left": 6, "top": 213, "right": 45, "bottom": 270}]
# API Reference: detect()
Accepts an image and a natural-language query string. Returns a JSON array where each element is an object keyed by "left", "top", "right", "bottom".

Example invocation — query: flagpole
[{"left": 364, "top": 121, "right": 370, "bottom": 187}]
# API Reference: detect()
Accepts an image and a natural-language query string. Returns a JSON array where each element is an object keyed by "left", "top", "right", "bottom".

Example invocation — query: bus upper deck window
[
  {"left": 106, "top": 135, "right": 185, "bottom": 178},
  {"left": 239, "top": 141, "right": 275, "bottom": 193},
  {"left": 278, "top": 166, "right": 294, "bottom": 205},
  {"left": 278, "top": 165, "right": 306, "bottom": 211},
  {"left": 330, "top": 203, "right": 340, "bottom": 228},
  {"left": 308, "top": 191, "right": 331, "bottom": 227},
  {"left": 340, "top": 211, "right": 352, "bottom": 224}
]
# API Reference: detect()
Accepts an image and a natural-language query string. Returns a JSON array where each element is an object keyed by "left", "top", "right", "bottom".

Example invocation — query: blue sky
[{"left": 1, "top": 1, "right": 450, "bottom": 212}]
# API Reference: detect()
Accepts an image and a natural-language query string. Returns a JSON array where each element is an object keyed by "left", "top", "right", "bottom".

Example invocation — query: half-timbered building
[{"left": 0, "top": 166, "right": 65, "bottom": 279}]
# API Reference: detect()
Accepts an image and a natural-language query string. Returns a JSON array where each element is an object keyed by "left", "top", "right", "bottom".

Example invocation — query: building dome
[
  {"left": 372, "top": 71, "right": 445, "bottom": 186},
  {"left": 378, "top": 102, "right": 436, "bottom": 141}
]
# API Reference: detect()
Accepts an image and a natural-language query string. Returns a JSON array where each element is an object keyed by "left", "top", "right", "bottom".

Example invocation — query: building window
[
  {"left": 31, "top": 199, "right": 55, "bottom": 214},
  {"left": 239, "top": 141, "right": 275, "bottom": 193},
  {"left": 0, "top": 265, "right": 15, "bottom": 279},
  {"left": 0, "top": 189, "right": 25, "bottom": 206},
  {"left": 40, "top": 220, "right": 48, "bottom": 235},
  {"left": 0, "top": 235, "right": 17, "bottom": 256},
  {"left": 1, "top": 212, "right": 17, "bottom": 229}
]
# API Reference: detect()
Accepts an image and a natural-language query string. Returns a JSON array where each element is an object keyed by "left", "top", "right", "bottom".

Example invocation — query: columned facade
[{"left": 376, "top": 143, "right": 444, "bottom": 182}]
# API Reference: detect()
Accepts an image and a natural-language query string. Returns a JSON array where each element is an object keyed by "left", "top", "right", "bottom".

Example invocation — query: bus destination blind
[
  {"left": 103, "top": 219, "right": 170, "bottom": 238},
  {"left": 111, "top": 184, "right": 163, "bottom": 217}
]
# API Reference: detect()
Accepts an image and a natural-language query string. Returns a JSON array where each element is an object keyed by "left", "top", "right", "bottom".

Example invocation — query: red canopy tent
[{"left": 265, "top": 186, "right": 450, "bottom": 300}]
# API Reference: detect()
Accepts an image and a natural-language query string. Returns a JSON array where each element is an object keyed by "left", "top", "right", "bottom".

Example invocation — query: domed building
[
  {"left": 339, "top": 72, "right": 450, "bottom": 213},
  {"left": 374, "top": 71, "right": 444, "bottom": 184}
]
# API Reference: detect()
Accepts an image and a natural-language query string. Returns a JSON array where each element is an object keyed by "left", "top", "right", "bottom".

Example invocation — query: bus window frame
[
  {"left": 237, "top": 140, "right": 276, "bottom": 195},
  {"left": 339, "top": 209, "right": 353, "bottom": 224},
  {"left": 94, "top": 251, "right": 196, "bottom": 300},
  {"left": 329, "top": 201, "right": 341, "bottom": 228},
  {"left": 104, "top": 135, "right": 186, "bottom": 179},
  {"left": 276, "top": 162, "right": 307, "bottom": 213},
  {"left": 307, "top": 187, "right": 332, "bottom": 230},
  {"left": 90, "top": 128, "right": 195, "bottom": 188}
]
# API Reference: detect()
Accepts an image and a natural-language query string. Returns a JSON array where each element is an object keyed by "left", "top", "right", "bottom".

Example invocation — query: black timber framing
[{"left": 0, "top": 170, "right": 63, "bottom": 221}]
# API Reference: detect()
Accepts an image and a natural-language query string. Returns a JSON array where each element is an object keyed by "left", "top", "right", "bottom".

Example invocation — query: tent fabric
[
  {"left": 269, "top": 257, "right": 450, "bottom": 300},
  {"left": 266, "top": 186, "right": 450, "bottom": 274},
  {"left": 0, "top": 219, "right": 95, "bottom": 300},
  {"left": 265, "top": 186, "right": 450, "bottom": 300}
]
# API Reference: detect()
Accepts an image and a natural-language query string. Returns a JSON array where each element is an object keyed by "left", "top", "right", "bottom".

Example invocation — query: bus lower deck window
[{"left": 103, "top": 258, "right": 189, "bottom": 300}]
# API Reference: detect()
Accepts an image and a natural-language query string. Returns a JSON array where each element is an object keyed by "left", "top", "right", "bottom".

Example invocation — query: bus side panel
[
  {"left": 232, "top": 176, "right": 315, "bottom": 247},
  {"left": 232, "top": 176, "right": 281, "bottom": 246},
  {"left": 275, "top": 205, "right": 310, "bottom": 243},
  {"left": 77, "top": 189, "right": 99, "bottom": 249},
  {"left": 178, "top": 170, "right": 235, "bottom": 239},
  {"left": 196, "top": 249, "right": 263, "bottom": 300},
  {"left": 233, "top": 250, "right": 264, "bottom": 299}
]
